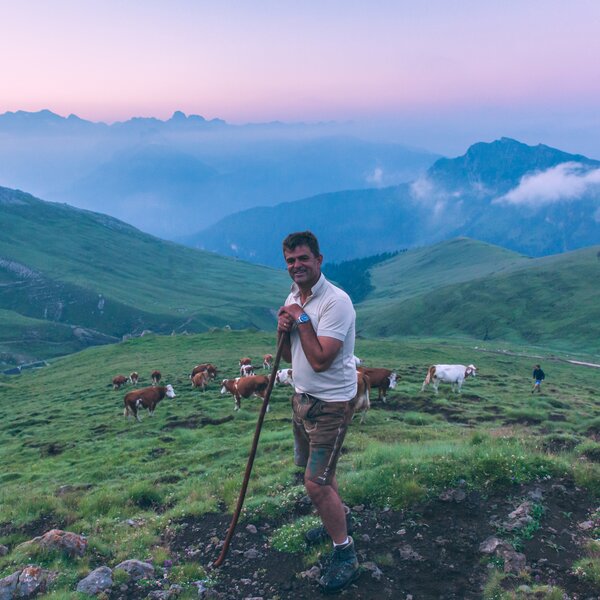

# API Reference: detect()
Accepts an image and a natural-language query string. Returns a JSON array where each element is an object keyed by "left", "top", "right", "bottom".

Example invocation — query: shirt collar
[{"left": 290, "top": 273, "right": 327, "bottom": 302}]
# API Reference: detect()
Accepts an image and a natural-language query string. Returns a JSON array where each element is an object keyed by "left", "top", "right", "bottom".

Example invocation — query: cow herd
[{"left": 113, "top": 356, "right": 478, "bottom": 424}]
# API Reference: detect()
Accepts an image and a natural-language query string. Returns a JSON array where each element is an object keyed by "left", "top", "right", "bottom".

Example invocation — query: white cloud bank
[{"left": 494, "top": 162, "right": 600, "bottom": 207}]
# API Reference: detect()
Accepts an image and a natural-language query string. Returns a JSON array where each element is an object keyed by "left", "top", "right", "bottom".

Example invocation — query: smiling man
[{"left": 277, "top": 230, "right": 359, "bottom": 593}]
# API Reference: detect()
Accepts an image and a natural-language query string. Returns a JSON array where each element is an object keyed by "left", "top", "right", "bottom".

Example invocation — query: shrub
[{"left": 270, "top": 516, "right": 321, "bottom": 553}]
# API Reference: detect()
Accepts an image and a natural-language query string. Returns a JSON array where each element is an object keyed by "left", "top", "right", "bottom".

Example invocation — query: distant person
[
  {"left": 532, "top": 364, "right": 545, "bottom": 393},
  {"left": 277, "top": 230, "right": 359, "bottom": 593}
]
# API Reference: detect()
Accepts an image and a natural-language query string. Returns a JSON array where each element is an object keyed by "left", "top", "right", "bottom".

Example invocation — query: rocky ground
[{"left": 167, "top": 478, "right": 599, "bottom": 600}]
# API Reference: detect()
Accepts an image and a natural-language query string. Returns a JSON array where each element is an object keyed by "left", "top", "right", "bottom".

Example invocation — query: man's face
[{"left": 284, "top": 244, "right": 323, "bottom": 288}]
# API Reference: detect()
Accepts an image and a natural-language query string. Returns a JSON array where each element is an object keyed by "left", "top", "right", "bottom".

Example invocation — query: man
[
  {"left": 532, "top": 364, "right": 545, "bottom": 393},
  {"left": 277, "top": 231, "right": 360, "bottom": 593}
]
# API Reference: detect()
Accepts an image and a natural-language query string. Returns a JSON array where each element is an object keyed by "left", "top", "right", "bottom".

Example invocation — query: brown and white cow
[
  {"left": 239, "top": 357, "right": 252, "bottom": 366},
  {"left": 192, "top": 370, "right": 210, "bottom": 392},
  {"left": 129, "top": 372, "right": 139, "bottom": 385},
  {"left": 421, "top": 364, "right": 477, "bottom": 394},
  {"left": 275, "top": 368, "right": 294, "bottom": 386},
  {"left": 112, "top": 375, "right": 128, "bottom": 390},
  {"left": 151, "top": 370, "right": 162, "bottom": 385},
  {"left": 351, "top": 370, "right": 371, "bottom": 424},
  {"left": 190, "top": 363, "right": 218, "bottom": 380},
  {"left": 220, "top": 375, "right": 270, "bottom": 411},
  {"left": 123, "top": 384, "right": 176, "bottom": 422},
  {"left": 262, "top": 354, "right": 273, "bottom": 370},
  {"left": 240, "top": 363, "right": 255, "bottom": 378},
  {"left": 357, "top": 367, "right": 398, "bottom": 402}
]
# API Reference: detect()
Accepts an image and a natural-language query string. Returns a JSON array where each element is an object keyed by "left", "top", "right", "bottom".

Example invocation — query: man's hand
[{"left": 278, "top": 304, "right": 303, "bottom": 332}]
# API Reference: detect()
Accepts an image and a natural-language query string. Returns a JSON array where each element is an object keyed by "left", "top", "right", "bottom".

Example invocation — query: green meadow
[{"left": 1, "top": 330, "right": 599, "bottom": 595}]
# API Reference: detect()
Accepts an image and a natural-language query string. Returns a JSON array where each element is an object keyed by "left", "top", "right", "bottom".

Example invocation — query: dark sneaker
[
  {"left": 305, "top": 511, "right": 353, "bottom": 545},
  {"left": 318, "top": 537, "right": 360, "bottom": 593}
]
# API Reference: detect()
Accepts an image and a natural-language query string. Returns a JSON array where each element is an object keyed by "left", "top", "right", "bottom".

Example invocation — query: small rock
[
  {"left": 479, "top": 536, "right": 508, "bottom": 554},
  {"left": 114, "top": 559, "right": 154, "bottom": 581},
  {"left": 499, "top": 548, "right": 527, "bottom": 574},
  {"left": 76, "top": 566, "right": 113, "bottom": 595},
  {"left": 362, "top": 561, "right": 383, "bottom": 580},
  {"left": 398, "top": 544, "right": 423, "bottom": 561},
  {"left": 0, "top": 545, "right": 8, "bottom": 557},
  {"left": 243, "top": 548, "right": 260, "bottom": 559},
  {"left": 352, "top": 504, "right": 365, "bottom": 513},
  {"left": 245, "top": 524, "right": 258, "bottom": 534},
  {"left": 527, "top": 488, "right": 543, "bottom": 501},
  {"left": 18, "top": 529, "right": 87, "bottom": 557},
  {"left": 360, "top": 534, "right": 371, "bottom": 543},
  {"left": 578, "top": 520, "right": 594, "bottom": 531},
  {"left": 299, "top": 566, "right": 321, "bottom": 580},
  {"left": 395, "top": 529, "right": 406, "bottom": 536}
]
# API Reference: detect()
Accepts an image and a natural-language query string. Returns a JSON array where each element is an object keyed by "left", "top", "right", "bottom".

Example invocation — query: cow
[
  {"left": 421, "top": 364, "right": 477, "bottom": 394},
  {"left": 112, "top": 375, "right": 128, "bottom": 390},
  {"left": 357, "top": 367, "right": 397, "bottom": 402},
  {"left": 262, "top": 354, "right": 273, "bottom": 370},
  {"left": 192, "top": 370, "right": 210, "bottom": 392},
  {"left": 123, "top": 384, "right": 176, "bottom": 422},
  {"left": 190, "top": 363, "right": 218, "bottom": 380},
  {"left": 151, "top": 370, "right": 161, "bottom": 385},
  {"left": 240, "top": 363, "right": 255, "bottom": 378},
  {"left": 239, "top": 357, "right": 252, "bottom": 366},
  {"left": 275, "top": 368, "right": 294, "bottom": 386},
  {"left": 220, "top": 375, "right": 270, "bottom": 411},
  {"left": 129, "top": 372, "right": 139, "bottom": 385},
  {"left": 351, "top": 370, "right": 371, "bottom": 424}
]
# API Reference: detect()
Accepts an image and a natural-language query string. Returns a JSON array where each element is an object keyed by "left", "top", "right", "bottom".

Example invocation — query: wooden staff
[{"left": 212, "top": 333, "right": 286, "bottom": 568}]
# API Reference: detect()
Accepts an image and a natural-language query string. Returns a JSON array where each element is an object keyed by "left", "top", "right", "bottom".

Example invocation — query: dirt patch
[{"left": 166, "top": 479, "right": 599, "bottom": 599}]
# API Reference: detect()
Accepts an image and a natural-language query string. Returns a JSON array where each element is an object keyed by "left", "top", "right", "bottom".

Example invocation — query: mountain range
[
  {"left": 0, "top": 109, "right": 437, "bottom": 238},
  {"left": 184, "top": 137, "right": 600, "bottom": 266}
]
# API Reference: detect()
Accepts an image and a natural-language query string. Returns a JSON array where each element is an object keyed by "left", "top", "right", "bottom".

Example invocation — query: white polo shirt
[{"left": 285, "top": 274, "right": 357, "bottom": 401}]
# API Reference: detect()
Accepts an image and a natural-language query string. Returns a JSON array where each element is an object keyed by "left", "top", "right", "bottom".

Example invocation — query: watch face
[{"left": 298, "top": 313, "right": 310, "bottom": 323}]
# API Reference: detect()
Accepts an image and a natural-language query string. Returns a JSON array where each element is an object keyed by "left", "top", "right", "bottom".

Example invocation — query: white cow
[
  {"left": 421, "top": 364, "right": 477, "bottom": 394},
  {"left": 275, "top": 368, "right": 294, "bottom": 386}
]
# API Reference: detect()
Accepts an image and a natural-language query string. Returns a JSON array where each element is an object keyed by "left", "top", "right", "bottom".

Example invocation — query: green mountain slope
[
  {"left": 357, "top": 240, "right": 600, "bottom": 353},
  {"left": 0, "top": 186, "right": 288, "bottom": 364}
]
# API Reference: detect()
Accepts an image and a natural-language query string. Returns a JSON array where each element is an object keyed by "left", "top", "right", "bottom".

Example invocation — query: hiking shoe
[
  {"left": 318, "top": 536, "right": 360, "bottom": 593},
  {"left": 305, "top": 511, "right": 353, "bottom": 545}
]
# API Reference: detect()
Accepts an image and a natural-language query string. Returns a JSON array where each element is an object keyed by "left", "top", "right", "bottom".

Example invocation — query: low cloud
[{"left": 494, "top": 162, "right": 600, "bottom": 207}]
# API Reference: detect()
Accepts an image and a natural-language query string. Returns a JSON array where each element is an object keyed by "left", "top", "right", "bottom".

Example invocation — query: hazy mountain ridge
[
  {"left": 0, "top": 109, "right": 438, "bottom": 238},
  {"left": 189, "top": 138, "right": 600, "bottom": 265}
]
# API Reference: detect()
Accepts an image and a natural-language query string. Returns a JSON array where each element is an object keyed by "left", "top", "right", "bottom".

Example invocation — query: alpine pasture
[{"left": 1, "top": 330, "right": 599, "bottom": 598}]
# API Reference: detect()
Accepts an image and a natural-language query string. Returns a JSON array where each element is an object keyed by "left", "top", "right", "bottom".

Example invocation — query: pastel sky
[{"left": 2, "top": 0, "right": 600, "bottom": 155}]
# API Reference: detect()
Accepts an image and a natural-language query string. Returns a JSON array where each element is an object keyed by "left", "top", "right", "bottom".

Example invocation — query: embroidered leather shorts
[{"left": 291, "top": 392, "right": 354, "bottom": 486}]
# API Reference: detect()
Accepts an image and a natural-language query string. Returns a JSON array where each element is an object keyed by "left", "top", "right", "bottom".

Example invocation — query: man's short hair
[{"left": 282, "top": 231, "right": 321, "bottom": 257}]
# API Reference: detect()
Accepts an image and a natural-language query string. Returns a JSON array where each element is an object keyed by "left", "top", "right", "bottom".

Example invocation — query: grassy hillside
[
  {"left": 356, "top": 240, "right": 600, "bottom": 354},
  {"left": 0, "top": 331, "right": 598, "bottom": 597},
  {"left": 0, "top": 186, "right": 289, "bottom": 364}
]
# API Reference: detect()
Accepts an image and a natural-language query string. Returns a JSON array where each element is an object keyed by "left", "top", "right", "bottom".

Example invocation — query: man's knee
[{"left": 305, "top": 478, "right": 330, "bottom": 500}]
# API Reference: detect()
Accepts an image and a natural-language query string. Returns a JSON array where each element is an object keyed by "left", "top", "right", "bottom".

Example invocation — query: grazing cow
[
  {"left": 129, "top": 372, "right": 139, "bottom": 385},
  {"left": 351, "top": 370, "right": 371, "bottom": 424},
  {"left": 151, "top": 370, "right": 161, "bottom": 385},
  {"left": 190, "top": 363, "right": 218, "bottom": 380},
  {"left": 239, "top": 357, "right": 252, "bottom": 366},
  {"left": 123, "top": 384, "right": 176, "bottom": 422},
  {"left": 421, "top": 364, "right": 477, "bottom": 394},
  {"left": 112, "top": 375, "right": 128, "bottom": 390},
  {"left": 262, "top": 354, "right": 273, "bottom": 370},
  {"left": 357, "top": 367, "right": 398, "bottom": 402},
  {"left": 240, "top": 363, "right": 255, "bottom": 378},
  {"left": 275, "top": 368, "right": 294, "bottom": 386},
  {"left": 192, "top": 370, "right": 210, "bottom": 392},
  {"left": 220, "top": 375, "right": 270, "bottom": 411}
]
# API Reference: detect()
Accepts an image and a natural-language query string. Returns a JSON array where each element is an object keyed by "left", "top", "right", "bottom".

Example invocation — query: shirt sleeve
[{"left": 316, "top": 296, "right": 355, "bottom": 341}]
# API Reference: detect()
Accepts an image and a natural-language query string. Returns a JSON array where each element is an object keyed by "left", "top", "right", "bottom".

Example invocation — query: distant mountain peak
[{"left": 427, "top": 137, "right": 599, "bottom": 193}]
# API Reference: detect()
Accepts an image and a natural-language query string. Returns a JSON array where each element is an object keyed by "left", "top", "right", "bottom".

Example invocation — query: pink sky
[{"left": 2, "top": 0, "right": 600, "bottom": 154}]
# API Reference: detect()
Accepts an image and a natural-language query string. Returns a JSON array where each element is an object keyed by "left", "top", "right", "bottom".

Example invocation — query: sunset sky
[{"left": 2, "top": 0, "right": 600, "bottom": 155}]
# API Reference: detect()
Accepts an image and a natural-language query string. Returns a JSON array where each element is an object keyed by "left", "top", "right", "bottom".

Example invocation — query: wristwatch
[{"left": 296, "top": 312, "right": 311, "bottom": 325}]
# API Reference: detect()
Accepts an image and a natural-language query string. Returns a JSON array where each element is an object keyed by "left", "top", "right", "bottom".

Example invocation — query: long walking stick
[{"left": 212, "top": 332, "right": 286, "bottom": 568}]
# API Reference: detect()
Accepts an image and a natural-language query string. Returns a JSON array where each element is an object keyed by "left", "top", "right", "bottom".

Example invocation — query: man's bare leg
[{"left": 305, "top": 477, "right": 347, "bottom": 545}]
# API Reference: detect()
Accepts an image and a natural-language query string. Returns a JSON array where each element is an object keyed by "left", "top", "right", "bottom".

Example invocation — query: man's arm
[{"left": 278, "top": 304, "right": 342, "bottom": 372}]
